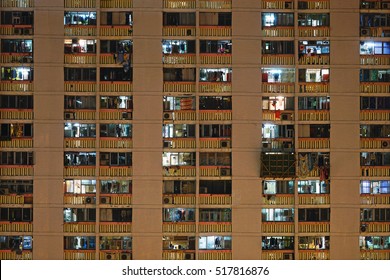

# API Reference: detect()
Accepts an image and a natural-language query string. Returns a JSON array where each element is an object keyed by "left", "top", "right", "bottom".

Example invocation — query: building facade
[{"left": 0, "top": 0, "right": 389, "bottom": 260}]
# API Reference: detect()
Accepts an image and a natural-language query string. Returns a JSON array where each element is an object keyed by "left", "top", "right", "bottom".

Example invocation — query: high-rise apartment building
[{"left": 0, "top": 0, "right": 389, "bottom": 260}]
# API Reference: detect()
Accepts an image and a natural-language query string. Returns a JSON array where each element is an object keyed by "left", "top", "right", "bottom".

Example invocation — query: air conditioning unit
[
  {"left": 163, "top": 196, "right": 173, "bottom": 204},
  {"left": 361, "top": 28, "right": 371, "bottom": 37},
  {"left": 121, "top": 253, "right": 131, "bottom": 260},
  {"left": 283, "top": 253, "right": 293, "bottom": 260},
  {"left": 163, "top": 141, "right": 171, "bottom": 148},
  {"left": 13, "top": 28, "right": 23, "bottom": 35},
  {"left": 163, "top": 112, "right": 173, "bottom": 120},
  {"left": 360, "top": 224, "right": 367, "bottom": 232},
  {"left": 85, "top": 197, "right": 94, "bottom": 204},
  {"left": 23, "top": 28, "right": 32, "bottom": 35},
  {"left": 186, "top": 29, "right": 193, "bottom": 36},
  {"left": 220, "top": 168, "right": 231, "bottom": 176},
  {"left": 106, "top": 253, "right": 113, "bottom": 260},
  {"left": 122, "top": 112, "right": 132, "bottom": 120},
  {"left": 382, "top": 141, "right": 390, "bottom": 148},
  {"left": 220, "top": 140, "right": 231, "bottom": 148},
  {"left": 100, "top": 197, "right": 111, "bottom": 204},
  {"left": 285, "top": 2, "right": 293, "bottom": 9},
  {"left": 184, "top": 253, "right": 195, "bottom": 260},
  {"left": 281, "top": 113, "right": 293, "bottom": 121},
  {"left": 64, "top": 112, "right": 74, "bottom": 120}
]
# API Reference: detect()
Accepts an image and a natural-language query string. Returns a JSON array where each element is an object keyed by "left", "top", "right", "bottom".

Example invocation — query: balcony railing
[
  {"left": 0, "top": 250, "right": 32, "bottom": 260},
  {"left": 100, "top": 54, "right": 116, "bottom": 64},
  {"left": 99, "top": 250, "right": 132, "bottom": 260},
  {"left": 64, "top": 54, "right": 96, "bottom": 64},
  {"left": 163, "top": 54, "right": 196, "bottom": 64},
  {"left": 199, "top": 26, "right": 232, "bottom": 37},
  {"left": 64, "top": 194, "right": 95, "bottom": 205},
  {"left": 163, "top": 250, "right": 196, "bottom": 260},
  {"left": 163, "top": 82, "right": 196, "bottom": 93},
  {"left": 64, "top": 166, "right": 96, "bottom": 177},
  {"left": 261, "top": 250, "right": 294, "bottom": 260},
  {"left": 163, "top": 166, "right": 196, "bottom": 177},
  {"left": 199, "top": 166, "right": 231, "bottom": 177},
  {"left": 0, "top": 222, "right": 32, "bottom": 232},
  {"left": 100, "top": 138, "right": 133, "bottom": 149},
  {"left": 100, "top": 26, "right": 133, "bottom": 37},
  {"left": 360, "top": 110, "right": 390, "bottom": 121},
  {"left": 163, "top": 194, "right": 196, "bottom": 205},
  {"left": 299, "top": 0, "right": 330, "bottom": 9},
  {"left": 262, "top": 194, "right": 294, "bottom": 205},
  {"left": 262, "top": 110, "right": 294, "bottom": 121},
  {"left": 361, "top": 250, "right": 390, "bottom": 260},
  {"left": 100, "top": 194, "right": 132, "bottom": 205},
  {"left": 361, "top": 194, "right": 390, "bottom": 205},
  {"left": 262, "top": 27, "right": 294, "bottom": 37},
  {"left": 262, "top": 54, "right": 295, "bottom": 65},
  {"left": 298, "top": 222, "right": 330, "bottom": 233},
  {"left": 64, "top": 138, "right": 96, "bottom": 149},
  {"left": 298, "top": 138, "right": 330, "bottom": 149},
  {"left": 99, "top": 222, "right": 132, "bottom": 233},
  {"left": 163, "top": 222, "right": 196, "bottom": 233},
  {"left": 361, "top": 222, "right": 390, "bottom": 233},
  {"left": 199, "top": 0, "right": 232, "bottom": 9},
  {"left": 261, "top": 0, "right": 294, "bottom": 9},
  {"left": 360, "top": 138, "right": 390, "bottom": 149},
  {"left": 99, "top": 166, "right": 132, "bottom": 177},
  {"left": 198, "top": 250, "right": 232, "bottom": 260},
  {"left": 164, "top": 110, "right": 196, "bottom": 121},
  {"left": 0, "top": 194, "right": 32, "bottom": 205},
  {"left": 64, "top": 250, "right": 95, "bottom": 260},
  {"left": 0, "top": 81, "right": 33, "bottom": 92},
  {"left": 199, "top": 138, "right": 231, "bottom": 149},
  {"left": 361, "top": 27, "right": 390, "bottom": 38},
  {"left": 0, "top": 166, "right": 33, "bottom": 176},
  {"left": 0, "top": 53, "right": 33, "bottom": 64},
  {"left": 299, "top": 82, "right": 329, "bottom": 93},
  {"left": 298, "top": 110, "right": 329, "bottom": 121},
  {"left": 198, "top": 222, "right": 232, "bottom": 233},
  {"left": 200, "top": 54, "right": 232, "bottom": 65},
  {"left": 299, "top": 54, "right": 330, "bottom": 65},
  {"left": 261, "top": 222, "right": 294, "bottom": 233},
  {"left": 199, "top": 82, "right": 231, "bottom": 93},
  {"left": 99, "top": 81, "right": 132, "bottom": 92},
  {"left": 0, "top": 138, "right": 33, "bottom": 148},
  {"left": 298, "top": 27, "right": 330, "bottom": 37},
  {"left": 163, "top": 0, "right": 196, "bottom": 9},
  {"left": 163, "top": 138, "right": 196, "bottom": 149},
  {"left": 64, "top": 26, "right": 96, "bottom": 37},
  {"left": 199, "top": 110, "right": 232, "bottom": 121},
  {"left": 0, "top": 25, "right": 33, "bottom": 36},
  {"left": 65, "top": 82, "right": 96, "bottom": 92},
  {"left": 361, "top": 166, "right": 390, "bottom": 177},
  {"left": 64, "top": 110, "right": 96, "bottom": 120},
  {"left": 0, "top": 109, "right": 33, "bottom": 120},
  {"left": 65, "top": 0, "right": 96, "bottom": 8},
  {"left": 199, "top": 194, "right": 232, "bottom": 205},
  {"left": 63, "top": 222, "right": 96, "bottom": 233},
  {"left": 299, "top": 194, "right": 330, "bottom": 205},
  {"left": 0, "top": 0, "right": 34, "bottom": 7},
  {"left": 360, "top": 55, "right": 390, "bottom": 66},
  {"left": 262, "top": 83, "right": 295, "bottom": 93},
  {"left": 163, "top": 26, "right": 196, "bottom": 36},
  {"left": 100, "top": 0, "right": 133, "bottom": 8},
  {"left": 360, "top": 83, "right": 390, "bottom": 93},
  {"left": 298, "top": 250, "right": 329, "bottom": 260}
]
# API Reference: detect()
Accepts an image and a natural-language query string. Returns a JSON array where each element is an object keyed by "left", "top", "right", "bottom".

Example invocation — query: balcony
[
  {"left": 163, "top": 26, "right": 196, "bottom": 37},
  {"left": 99, "top": 222, "right": 132, "bottom": 233},
  {"left": 0, "top": 250, "right": 32, "bottom": 260},
  {"left": 100, "top": 26, "right": 133, "bottom": 37},
  {"left": 262, "top": 83, "right": 295, "bottom": 94},
  {"left": 64, "top": 250, "right": 95, "bottom": 260},
  {"left": 360, "top": 138, "right": 390, "bottom": 149},
  {"left": 0, "top": 194, "right": 32, "bottom": 205},
  {"left": 0, "top": 222, "right": 32, "bottom": 233},
  {"left": 163, "top": 250, "right": 196, "bottom": 260},
  {"left": 99, "top": 81, "right": 132, "bottom": 92},
  {"left": 262, "top": 54, "right": 295, "bottom": 65},
  {"left": 64, "top": 82, "right": 96, "bottom": 93},
  {"left": 163, "top": 54, "right": 196, "bottom": 65},
  {"left": 263, "top": 194, "right": 294, "bottom": 205},
  {"left": 299, "top": 194, "right": 330, "bottom": 205},
  {"left": 199, "top": 27, "right": 232, "bottom": 37},
  {"left": 298, "top": 110, "right": 329, "bottom": 121},
  {"left": 63, "top": 194, "right": 96, "bottom": 205},
  {"left": 64, "top": 166, "right": 96, "bottom": 177},
  {"left": 199, "top": 0, "right": 232, "bottom": 9},
  {"left": 298, "top": 27, "right": 330, "bottom": 37},
  {"left": 199, "top": 110, "right": 232, "bottom": 121},
  {"left": 261, "top": 250, "right": 294, "bottom": 260},
  {"left": 0, "top": 138, "right": 33, "bottom": 148},
  {"left": 163, "top": 194, "right": 196, "bottom": 205},
  {"left": 0, "top": 166, "right": 33, "bottom": 176},
  {"left": 64, "top": 26, "right": 96, "bottom": 37},
  {"left": 360, "top": 83, "right": 390, "bottom": 93},
  {"left": 298, "top": 250, "right": 329, "bottom": 260},
  {"left": 361, "top": 222, "right": 390, "bottom": 233},
  {"left": 199, "top": 138, "right": 231, "bottom": 149},
  {"left": 100, "top": 194, "right": 132, "bottom": 205},
  {"left": 361, "top": 166, "right": 390, "bottom": 177},
  {"left": 100, "top": 251, "right": 132, "bottom": 260},
  {"left": 65, "top": 0, "right": 95, "bottom": 8},
  {"left": 361, "top": 194, "right": 390, "bottom": 205},
  {"left": 64, "top": 138, "right": 96, "bottom": 149},
  {"left": 163, "top": 222, "right": 196, "bottom": 233},
  {"left": 198, "top": 250, "right": 232, "bottom": 260},
  {"left": 0, "top": 53, "right": 33, "bottom": 64},
  {"left": 199, "top": 82, "right": 231, "bottom": 93},
  {"left": 163, "top": 166, "right": 196, "bottom": 177},
  {"left": 361, "top": 55, "right": 390, "bottom": 66},
  {"left": 299, "top": 82, "right": 329, "bottom": 93},
  {"left": 163, "top": 82, "right": 196, "bottom": 93},
  {"left": 262, "top": 27, "right": 294, "bottom": 37},
  {"left": 298, "top": 222, "right": 330, "bottom": 233},
  {"left": 163, "top": 110, "right": 196, "bottom": 122},
  {"left": 199, "top": 194, "right": 232, "bottom": 205},
  {"left": 361, "top": 250, "right": 390, "bottom": 260},
  {"left": 0, "top": 25, "right": 33, "bottom": 36},
  {"left": 0, "top": 0, "right": 34, "bottom": 7},
  {"left": 198, "top": 222, "right": 232, "bottom": 233},
  {"left": 261, "top": 0, "right": 294, "bottom": 9},
  {"left": 100, "top": 138, "right": 133, "bottom": 149},
  {"left": 298, "top": 138, "right": 330, "bottom": 149},
  {"left": 100, "top": 0, "right": 132, "bottom": 8},
  {"left": 299, "top": 0, "right": 330, "bottom": 9},
  {"left": 0, "top": 81, "right": 33, "bottom": 92},
  {"left": 262, "top": 110, "right": 294, "bottom": 121},
  {"left": 200, "top": 54, "right": 232, "bottom": 65},
  {"left": 0, "top": 109, "right": 33, "bottom": 120},
  {"left": 163, "top": 138, "right": 196, "bottom": 149},
  {"left": 64, "top": 110, "right": 96, "bottom": 120},
  {"left": 361, "top": 27, "right": 390, "bottom": 38},
  {"left": 64, "top": 54, "right": 96, "bottom": 64},
  {"left": 360, "top": 110, "right": 390, "bottom": 121},
  {"left": 261, "top": 222, "right": 294, "bottom": 233},
  {"left": 99, "top": 166, "right": 132, "bottom": 177},
  {"left": 63, "top": 222, "right": 96, "bottom": 233},
  {"left": 299, "top": 54, "right": 330, "bottom": 65},
  {"left": 163, "top": 0, "right": 196, "bottom": 9}
]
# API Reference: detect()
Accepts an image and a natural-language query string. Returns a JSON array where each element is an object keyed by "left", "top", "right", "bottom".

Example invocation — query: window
[
  {"left": 64, "top": 12, "right": 96, "bottom": 25},
  {"left": 360, "top": 180, "right": 390, "bottom": 194},
  {"left": 199, "top": 208, "right": 231, "bottom": 222},
  {"left": 0, "top": 123, "right": 33, "bottom": 139},
  {"left": 298, "top": 13, "right": 330, "bottom": 26},
  {"left": 298, "top": 40, "right": 330, "bottom": 57},
  {"left": 262, "top": 208, "right": 294, "bottom": 222},
  {"left": 100, "top": 152, "right": 132, "bottom": 166},
  {"left": 100, "top": 67, "right": 132, "bottom": 81},
  {"left": 0, "top": 208, "right": 32, "bottom": 221},
  {"left": 262, "top": 13, "right": 294, "bottom": 27},
  {"left": 360, "top": 236, "right": 390, "bottom": 250},
  {"left": 0, "top": 152, "right": 33, "bottom": 165},
  {"left": 200, "top": 124, "right": 232, "bottom": 138},
  {"left": 100, "top": 96, "right": 132, "bottom": 110},
  {"left": 163, "top": 96, "right": 195, "bottom": 111},
  {"left": 199, "top": 180, "right": 231, "bottom": 195},
  {"left": 361, "top": 152, "right": 390, "bottom": 166},
  {"left": 63, "top": 208, "right": 96, "bottom": 222},
  {"left": 0, "top": 180, "right": 33, "bottom": 195},
  {"left": 360, "top": 125, "right": 390, "bottom": 138},
  {"left": 100, "top": 236, "right": 132, "bottom": 250},
  {"left": 299, "top": 236, "right": 329, "bottom": 250},
  {"left": 163, "top": 208, "right": 195, "bottom": 222},
  {"left": 100, "top": 208, "right": 132, "bottom": 222},
  {"left": 199, "top": 236, "right": 231, "bottom": 250},
  {"left": 361, "top": 1, "right": 390, "bottom": 9},
  {"left": 262, "top": 68, "right": 295, "bottom": 83},
  {"left": 100, "top": 180, "right": 132, "bottom": 194},
  {"left": 199, "top": 152, "right": 231, "bottom": 166},
  {"left": 361, "top": 208, "right": 390, "bottom": 221},
  {"left": 298, "top": 68, "right": 329, "bottom": 82},
  {"left": 64, "top": 96, "right": 96, "bottom": 109},
  {"left": 163, "top": 13, "right": 196, "bottom": 26},
  {"left": 64, "top": 123, "right": 95, "bottom": 138},
  {"left": 1, "top": 39, "right": 33, "bottom": 53},
  {"left": 163, "top": 180, "right": 196, "bottom": 194},
  {"left": 200, "top": 40, "right": 232, "bottom": 54},
  {"left": 100, "top": 12, "right": 132, "bottom": 26},
  {"left": 360, "top": 69, "right": 390, "bottom": 82},
  {"left": 199, "top": 96, "right": 232, "bottom": 110},
  {"left": 298, "top": 208, "right": 330, "bottom": 221},
  {"left": 64, "top": 68, "right": 96, "bottom": 81},
  {"left": 263, "top": 180, "right": 294, "bottom": 195},
  {"left": 163, "top": 124, "right": 195, "bottom": 138},
  {"left": 100, "top": 124, "right": 132, "bottom": 138},
  {"left": 64, "top": 39, "right": 96, "bottom": 54},
  {"left": 361, "top": 96, "right": 390, "bottom": 110},
  {"left": 163, "top": 152, "right": 195, "bottom": 166},
  {"left": 199, "top": 12, "right": 232, "bottom": 26},
  {"left": 163, "top": 68, "right": 195, "bottom": 81},
  {"left": 0, "top": 95, "right": 33, "bottom": 109},
  {"left": 262, "top": 236, "right": 294, "bottom": 250},
  {"left": 1, "top": 67, "right": 33, "bottom": 81},
  {"left": 262, "top": 41, "right": 294, "bottom": 54},
  {"left": 298, "top": 124, "right": 330, "bottom": 138},
  {"left": 64, "top": 236, "right": 95, "bottom": 250},
  {"left": 262, "top": 96, "right": 295, "bottom": 111},
  {"left": 0, "top": 236, "right": 32, "bottom": 251},
  {"left": 298, "top": 180, "right": 329, "bottom": 194},
  {"left": 0, "top": 11, "right": 33, "bottom": 25},
  {"left": 200, "top": 68, "right": 231, "bottom": 82},
  {"left": 101, "top": 40, "right": 133, "bottom": 54},
  {"left": 360, "top": 41, "right": 390, "bottom": 55},
  {"left": 163, "top": 40, "right": 195, "bottom": 54},
  {"left": 64, "top": 179, "right": 96, "bottom": 194},
  {"left": 298, "top": 96, "right": 330, "bottom": 110},
  {"left": 64, "top": 152, "right": 96, "bottom": 166},
  {"left": 163, "top": 236, "right": 195, "bottom": 250},
  {"left": 360, "top": 13, "right": 390, "bottom": 28},
  {"left": 262, "top": 124, "right": 294, "bottom": 139}
]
